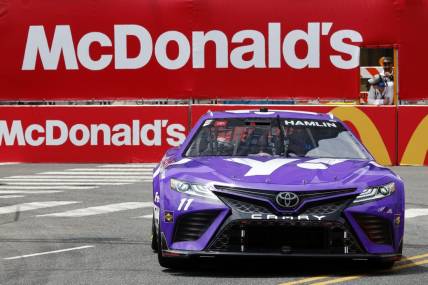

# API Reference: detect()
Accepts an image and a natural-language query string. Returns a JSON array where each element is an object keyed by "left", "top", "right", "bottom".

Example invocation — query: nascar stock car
[{"left": 151, "top": 109, "right": 404, "bottom": 269}]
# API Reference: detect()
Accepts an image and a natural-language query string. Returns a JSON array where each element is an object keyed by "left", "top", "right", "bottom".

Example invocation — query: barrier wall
[
  {"left": 1, "top": 0, "right": 428, "bottom": 101},
  {"left": 0, "top": 106, "right": 189, "bottom": 162},
  {"left": 0, "top": 105, "right": 426, "bottom": 165},
  {"left": 398, "top": 106, "right": 428, "bottom": 166}
]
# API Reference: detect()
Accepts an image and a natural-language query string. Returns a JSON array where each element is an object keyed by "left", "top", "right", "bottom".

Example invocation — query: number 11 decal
[{"left": 177, "top": 198, "right": 194, "bottom": 211}]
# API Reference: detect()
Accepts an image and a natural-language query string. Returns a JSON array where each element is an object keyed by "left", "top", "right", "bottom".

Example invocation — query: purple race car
[{"left": 151, "top": 109, "right": 404, "bottom": 269}]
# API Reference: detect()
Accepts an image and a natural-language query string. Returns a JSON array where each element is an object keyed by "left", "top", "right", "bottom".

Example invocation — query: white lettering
[
  {"left": 46, "top": 120, "right": 68, "bottom": 146},
  {"left": 230, "top": 30, "right": 266, "bottom": 69},
  {"left": 77, "top": 32, "right": 112, "bottom": 70},
  {"left": 155, "top": 31, "right": 190, "bottom": 70},
  {"left": 114, "top": 25, "right": 153, "bottom": 69},
  {"left": 192, "top": 31, "right": 228, "bottom": 68},
  {"left": 22, "top": 25, "right": 78, "bottom": 70},
  {"left": 22, "top": 23, "right": 363, "bottom": 71},
  {"left": 330, "top": 30, "right": 362, "bottom": 69},
  {"left": 24, "top": 124, "right": 44, "bottom": 146},
  {"left": 283, "top": 23, "right": 320, "bottom": 69},
  {"left": 0, "top": 121, "right": 26, "bottom": 146}
]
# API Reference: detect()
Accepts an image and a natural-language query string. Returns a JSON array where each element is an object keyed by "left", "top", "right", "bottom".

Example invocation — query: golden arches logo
[
  {"left": 400, "top": 114, "right": 428, "bottom": 165},
  {"left": 330, "top": 107, "right": 392, "bottom": 165}
]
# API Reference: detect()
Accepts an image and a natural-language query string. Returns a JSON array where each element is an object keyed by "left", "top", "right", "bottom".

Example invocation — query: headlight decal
[
  {"left": 170, "top": 178, "right": 218, "bottom": 200},
  {"left": 352, "top": 182, "right": 395, "bottom": 204}
]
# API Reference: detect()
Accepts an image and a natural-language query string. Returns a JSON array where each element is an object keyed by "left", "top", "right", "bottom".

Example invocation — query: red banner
[
  {"left": 398, "top": 106, "right": 428, "bottom": 166},
  {"left": 0, "top": 106, "right": 188, "bottom": 162},
  {"left": 191, "top": 105, "right": 397, "bottom": 165},
  {"left": 1, "top": 105, "right": 428, "bottom": 165},
  {"left": 3, "top": 0, "right": 423, "bottom": 101}
]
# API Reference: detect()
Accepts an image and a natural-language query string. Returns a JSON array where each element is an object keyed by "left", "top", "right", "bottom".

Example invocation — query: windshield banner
[{"left": 191, "top": 105, "right": 397, "bottom": 165}]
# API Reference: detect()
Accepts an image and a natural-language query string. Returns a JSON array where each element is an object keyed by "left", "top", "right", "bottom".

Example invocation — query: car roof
[{"left": 202, "top": 109, "right": 335, "bottom": 121}]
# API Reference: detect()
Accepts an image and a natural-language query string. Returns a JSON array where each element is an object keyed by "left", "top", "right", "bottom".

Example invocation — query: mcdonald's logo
[{"left": 400, "top": 114, "right": 428, "bottom": 165}]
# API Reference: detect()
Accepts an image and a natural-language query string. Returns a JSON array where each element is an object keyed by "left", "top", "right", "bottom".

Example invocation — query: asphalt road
[{"left": 0, "top": 163, "right": 427, "bottom": 285}]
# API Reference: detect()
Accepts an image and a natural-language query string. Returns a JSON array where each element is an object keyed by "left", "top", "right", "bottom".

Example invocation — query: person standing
[{"left": 367, "top": 75, "right": 393, "bottom": 105}]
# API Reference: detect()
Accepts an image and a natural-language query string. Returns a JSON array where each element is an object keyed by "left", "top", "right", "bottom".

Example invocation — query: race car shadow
[{"left": 164, "top": 257, "right": 428, "bottom": 278}]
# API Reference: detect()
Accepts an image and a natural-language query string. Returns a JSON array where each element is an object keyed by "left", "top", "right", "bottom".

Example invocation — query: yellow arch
[
  {"left": 400, "top": 114, "right": 428, "bottom": 165},
  {"left": 330, "top": 107, "right": 392, "bottom": 165}
]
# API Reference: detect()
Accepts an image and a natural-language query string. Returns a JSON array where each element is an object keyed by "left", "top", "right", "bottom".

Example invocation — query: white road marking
[
  {"left": 4, "top": 245, "right": 94, "bottom": 260},
  {"left": 37, "top": 202, "right": 153, "bottom": 217},
  {"left": 41, "top": 171, "right": 151, "bottom": 175},
  {"left": 0, "top": 190, "right": 62, "bottom": 194},
  {"left": 0, "top": 178, "right": 141, "bottom": 182},
  {"left": 406, "top": 208, "right": 428, "bottom": 219},
  {"left": 0, "top": 201, "right": 79, "bottom": 215},
  {"left": 8, "top": 175, "right": 148, "bottom": 179},
  {"left": 0, "top": 182, "right": 130, "bottom": 186},
  {"left": 99, "top": 164, "right": 156, "bottom": 168},
  {"left": 0, "top": 176, "right": 141, "bottom": 182},
  {"left": 0, "top": 186, "right": 97, "bottom": 190},
  {"left": 68, "top": 168, "right": 152, "bottom": 172},
  {"left": 0, "top": 195, "right": 24, "bottom": 199},
  {"left": 134, "top": 214, "right": 153, "bottom": 219}
]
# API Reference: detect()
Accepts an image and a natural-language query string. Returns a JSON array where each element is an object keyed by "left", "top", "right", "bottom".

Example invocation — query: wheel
[
  {"left": 151, "top": 215, "right": 158, "bottom": 251},
  {"left": 157, "top": 219, "right": 191, "bottom": 269}
]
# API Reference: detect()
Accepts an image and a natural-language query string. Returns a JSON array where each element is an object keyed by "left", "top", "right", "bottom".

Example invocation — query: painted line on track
[
  {"left": 68, "top": 168, "right": 153, "bottom": 172},
  {"left": 37, "top": 202, "right": 153, "bottom": 217},
  {"left": 0, "top": 201, "right": 79, "bottom": 215},
  {"left": 1, "top": 177, "right": 144, "bottom": 181},
  {"left": 7, "top": 175, "right": 151, "bottom": 179},
  {"left": 279, "top": 252, "right": 428, "bottom": 285},
  {"left": 41, "top": 171, "right": 152, "bottom": 175},
  {"left": 0, "top": 186, "right": 97, "bottom": 190},
  {"left": 0, "top": 195, "right": 25, "bottom": 199},
  {"left": 0, "top": 190, "right": 62, "bottom": 194},
  {"left": 99, "top": 164, "right": 156, "bottom": 168},
  {"left": 0, "top": 182, "right": 132, "bottom": 186},
  {"left": 405, "top": 208, "right": 428, "bottom": 219},
  {"left": 4, "top": 245, "right": 94, "bottom": 260}
]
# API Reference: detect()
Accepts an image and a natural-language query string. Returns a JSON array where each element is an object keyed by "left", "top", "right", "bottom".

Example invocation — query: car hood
[{"left": 165, "top": 156, "right": 393, "bottom": 190}]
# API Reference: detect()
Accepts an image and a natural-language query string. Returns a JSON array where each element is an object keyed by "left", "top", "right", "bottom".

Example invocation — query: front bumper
[
  {"left": 161, "top": 185, "right": 404, "bottom": 256},
  {"left": 162, "top": 249, "right": 401, "bottom": 262}
]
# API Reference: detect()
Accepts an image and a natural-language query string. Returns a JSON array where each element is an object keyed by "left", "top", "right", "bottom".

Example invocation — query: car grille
[
  {"left": 209, "top": 220, "right": 362, "bottom": 254},
  {"left": 353, "top": 214, "right": 393, "bottom": 245},
  {"left": 213, "top": 185, "right": 356, "bottom": 210},
  {"left": 173, "top": 211, "right": 219, "bottom": 242},
  {"left": 218, "top": 195, "right": 272, "bottom": 214},
  {"left": 301, "top": 200, "right": 346, "bottom": 216},
  {"left": 216, "top": 191, "right": 349, "bottom": 216}
]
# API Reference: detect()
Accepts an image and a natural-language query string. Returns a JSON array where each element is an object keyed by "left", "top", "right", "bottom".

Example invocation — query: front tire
[
  {"left": 151, "top": 215, "right": 158, "bottom": 251},
  {"left": 157, "top": 219, "right": 191, "bottom": 269}
]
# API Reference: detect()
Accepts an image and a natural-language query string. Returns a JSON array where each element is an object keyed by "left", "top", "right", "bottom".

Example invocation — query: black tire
[
  {"left": 157, "top": 219, "right": 190, "bottom": 269},
  {"left": 151, "top": 215, "right": 158, "bottom": 251}
]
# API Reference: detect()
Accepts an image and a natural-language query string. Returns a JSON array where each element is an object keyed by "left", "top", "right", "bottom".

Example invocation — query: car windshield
[{"left": 185, "top": 118, "right": 369, "bottom": 159}]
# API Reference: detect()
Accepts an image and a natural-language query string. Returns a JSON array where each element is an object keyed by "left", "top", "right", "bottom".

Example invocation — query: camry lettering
[
  {"left": 251, "top": 214, "right": 326, "bottom": 220},
  {"left": 22, "top": 23, "right": 362, "bottom": 71},
  {"left": 0, "top": 120, "right": 186, "bottom": 147}
]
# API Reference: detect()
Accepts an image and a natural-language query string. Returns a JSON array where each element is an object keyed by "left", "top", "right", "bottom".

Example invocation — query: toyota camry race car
[{"left": 151, "top": 109, "right": 404, "bottom": 269}]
